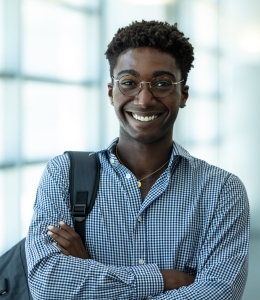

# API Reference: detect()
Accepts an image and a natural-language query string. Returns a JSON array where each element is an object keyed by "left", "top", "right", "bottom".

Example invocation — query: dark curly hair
[{"left": 105, "top": 20, "right": 194, "bottom": 84}]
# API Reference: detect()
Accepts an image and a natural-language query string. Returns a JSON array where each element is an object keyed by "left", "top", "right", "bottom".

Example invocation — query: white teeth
[{"left": 132, "top": 114, "right": 158, "bottom": 122}]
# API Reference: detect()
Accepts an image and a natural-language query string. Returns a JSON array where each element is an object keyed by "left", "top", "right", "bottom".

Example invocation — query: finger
[
  {"left": 53, "top": 242, "right": 71, "bottom": 256},
  {"left": 51, "top": 233, "right": 89, "bottom": 259},
  {"left": 47, "top": 231, "right": 78, "bottom": 256},
  {"left": 47, "top": 225, "right": 71, "bottom": 240},
  {"left": 58, "top": 221, "right": 76, "bottom": 235},
  {"left": 47, "top": 223, "right": 90, "bottom": 259},
  {"left": 59, "top": 221, "right": 86, "bottom": 253},
  {"left": 48, "top": 228, "right": 88, "bottom": 258},
  {"left": 59, "top": 221, "right": 82, "bottom": 242},
  {"left": 47, "top": 225, "right": 81, "bottom": 249}
]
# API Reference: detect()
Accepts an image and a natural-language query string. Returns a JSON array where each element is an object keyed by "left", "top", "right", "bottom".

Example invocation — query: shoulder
[
  {"left": 174, "top": 142, "right": 246, "bottom": 193},
  {"left": 192, "top": 156, "right": 245, "bottom": 190},
  {"left": 40, "top": 153, "right": 71, "bottom": 190},
  {"left": 46, "top": 152, "right": 70, "bottom": 170},
  {"left": 173, "top": 145, "right": 249, "bottom": 229}
]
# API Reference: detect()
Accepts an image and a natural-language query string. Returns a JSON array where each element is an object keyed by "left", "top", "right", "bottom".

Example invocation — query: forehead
[{"left": 114, "top": 47, "right": 181, "bottom": 79}]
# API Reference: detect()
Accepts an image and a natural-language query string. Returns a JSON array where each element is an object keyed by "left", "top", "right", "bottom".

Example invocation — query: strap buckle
[
  {"left": 0, "top": 278, "right": 8, "bottom": 295},
  {"left": 72, "top": 204, "right": 86, "bottom": 222}
]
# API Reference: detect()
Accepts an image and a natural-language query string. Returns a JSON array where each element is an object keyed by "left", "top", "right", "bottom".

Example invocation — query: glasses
[{"left": 112, "top": 74, "right": 184, "bottom": 98}]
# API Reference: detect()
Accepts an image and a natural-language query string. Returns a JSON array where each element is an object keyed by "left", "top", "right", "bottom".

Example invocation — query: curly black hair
[{"left": 105, "top": 20, "right": 194, "bottom": 84}]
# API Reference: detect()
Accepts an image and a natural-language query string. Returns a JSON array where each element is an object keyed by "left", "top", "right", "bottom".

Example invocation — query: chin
[
  {"left": 120, "top": 123, "right": 173, "bottom": 145},
  {"left": 129, "top": 131, "right": 170, "bottom": 145}
]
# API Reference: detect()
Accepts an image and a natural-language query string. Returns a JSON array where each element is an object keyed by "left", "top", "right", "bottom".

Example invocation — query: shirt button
[
  {"left": 139, "top": 259, "right": 145, "bottom": 264},
  {"left": 110, "top": 158, "right": 115, "bottom": 164},
  {"left": 147, "top": 296, "right": 153, "bottom": 299},
  {"left": 138, "top": 216, "right": 142, "bottom": 222},
  {"left": 126, "top": 173, "right": 131, "bottom": 179}
]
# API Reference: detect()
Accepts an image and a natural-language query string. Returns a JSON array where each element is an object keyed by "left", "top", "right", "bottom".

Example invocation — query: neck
[{"left": 115, "top": 135, "right": 173, "bottom": 180}]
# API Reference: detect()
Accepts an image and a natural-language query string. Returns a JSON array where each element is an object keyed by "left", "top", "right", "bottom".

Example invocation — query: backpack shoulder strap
[{"left": 65, "top": 151, "right": 100, "bottom": 244}]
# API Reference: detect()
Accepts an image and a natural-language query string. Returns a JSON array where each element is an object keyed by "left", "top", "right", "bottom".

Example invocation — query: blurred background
[{"left": 0, "top": 0, "right": 259, "bottom": 298}]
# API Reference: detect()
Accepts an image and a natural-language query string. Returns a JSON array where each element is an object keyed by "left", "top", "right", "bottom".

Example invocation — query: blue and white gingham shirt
[{"left": 26, "top": 138, "right": 249, "bottom": 300}]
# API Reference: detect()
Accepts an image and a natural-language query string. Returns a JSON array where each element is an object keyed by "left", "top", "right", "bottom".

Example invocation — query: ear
[
  {"left": 108, "top": 83, "right": 114, "bottom": 105},
  {"left": 180, "top": 85, "right": 189, "bottom": 108}
]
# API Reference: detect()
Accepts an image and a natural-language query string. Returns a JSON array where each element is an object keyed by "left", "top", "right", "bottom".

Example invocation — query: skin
[
  {"left": 47, "top": 47, "right": 195, "bottom": 292},
  {"left": 109, "top": 47, "right": 188, "bottom": 199}
]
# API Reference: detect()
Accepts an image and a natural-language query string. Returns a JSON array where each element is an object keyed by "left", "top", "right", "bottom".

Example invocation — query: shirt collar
[
  {"left": 93, "top": 137, "right": 118, "bottom": 155},
  {"left": 95, "top": 137, "right": 193, "bottom": 167}
]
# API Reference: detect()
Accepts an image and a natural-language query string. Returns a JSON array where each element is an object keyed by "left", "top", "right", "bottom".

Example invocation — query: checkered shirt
[{"left": 26, "top": 138, "right": 249, "bottom": 300}]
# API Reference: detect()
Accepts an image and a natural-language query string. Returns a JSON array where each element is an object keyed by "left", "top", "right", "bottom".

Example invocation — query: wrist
[{"left": 160, "top": 269, "right": 195, "bottom": 291}]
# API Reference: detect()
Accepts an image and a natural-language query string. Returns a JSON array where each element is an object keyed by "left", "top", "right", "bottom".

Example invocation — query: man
[{"left": 26, "top": 21, "right": 249, "bottom": 299}]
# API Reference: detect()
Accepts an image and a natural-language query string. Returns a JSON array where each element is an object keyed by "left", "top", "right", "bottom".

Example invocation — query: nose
[{"left": 134, "top": 82, "right": 156, "bottom": 107}]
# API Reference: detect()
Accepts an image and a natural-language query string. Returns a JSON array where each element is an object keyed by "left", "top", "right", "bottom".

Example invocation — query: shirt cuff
[{"left": 131, "top": 263, "right": 164, "bottom": 299}]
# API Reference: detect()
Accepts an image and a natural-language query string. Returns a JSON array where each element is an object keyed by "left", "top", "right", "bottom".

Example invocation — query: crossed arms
[
  {"left": 26, "top": 155, "right": 250, "bottom": 300},
  {"left": 47, "top": 221, "right": 195, "bottom": 291}
]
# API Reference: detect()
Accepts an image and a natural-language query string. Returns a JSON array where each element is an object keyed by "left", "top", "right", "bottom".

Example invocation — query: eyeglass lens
[{"left": 117, "top": 74, "right": 175, "bottom": 98}]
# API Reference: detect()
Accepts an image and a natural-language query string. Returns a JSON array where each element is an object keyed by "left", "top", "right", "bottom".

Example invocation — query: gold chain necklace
[{"left": 115, "top": 144, "right": 170, "bottom": 188}]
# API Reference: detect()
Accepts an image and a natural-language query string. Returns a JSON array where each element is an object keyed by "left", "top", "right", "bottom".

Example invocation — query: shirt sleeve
[
  {"left": 152, "top": 174, "right": 250, "bottom": 300},
  {"left": 25, "top": 154, "right": 164, "bottom": 300}
]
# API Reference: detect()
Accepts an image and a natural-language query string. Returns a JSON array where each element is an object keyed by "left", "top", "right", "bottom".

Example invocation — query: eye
[
  {"left": 120, "top": 79, "right": 138, "bottom": 86},
  {"left": 151, "top": 76, "right": 172, "bottom": 88},
  {"left": 119, "top": 75, "right": 139, "bottom": 88},
  {"left": 154, "top": 79, "right": 172, "bottom": 87}
]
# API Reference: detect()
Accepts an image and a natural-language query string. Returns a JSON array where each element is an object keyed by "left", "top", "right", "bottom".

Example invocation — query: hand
[
  {"left": 47, "top": 221, "right": 90, "bottom": 259},
  {"left": 160, "top": 269, "right": 195, "bottom": 291}
]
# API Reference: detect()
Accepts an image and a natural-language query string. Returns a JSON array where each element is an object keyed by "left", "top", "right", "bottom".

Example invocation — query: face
[{"left": 108, "top": 47, "right": 189, "bottom": 144}]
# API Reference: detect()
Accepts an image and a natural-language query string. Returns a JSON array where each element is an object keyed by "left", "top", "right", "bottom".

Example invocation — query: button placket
[{"left": 131, "top": 211, "right": 147, "bottom": 268}]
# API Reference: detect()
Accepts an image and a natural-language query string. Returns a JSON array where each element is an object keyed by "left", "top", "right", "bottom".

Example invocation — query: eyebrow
[
  {"left": 117, "top": 69, "right": 139, "bottom": 77},
  {"left": 153, "top": 71, "right": 176, "bottom": 79},
  {"left": 116, "top": 69, "right": 176, "bottom": 79}
]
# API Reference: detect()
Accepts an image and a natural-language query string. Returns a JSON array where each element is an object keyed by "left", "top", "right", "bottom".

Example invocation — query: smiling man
[{"left": 26, "top": 21, "right": 249, "bottom": 299}]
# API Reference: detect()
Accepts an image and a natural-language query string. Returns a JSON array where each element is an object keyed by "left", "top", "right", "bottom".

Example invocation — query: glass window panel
[
  {"left": 176, "top": 97, "right": 219, "bottom": 144},
  {"left": 22, "top": 81, "right": 100, "bottom": 161},
  {"left": 0, "top": 170, "right": 5, "bottom": 255},
  {"left": 192, "top": 0, "right": 218, "bottom": 48},
  {"left": 61, "top": 0, "right": 100, "bottom": 10},
  {"left": 0, "top": 80, "right": 4, "bottom": 163},
  {"left": 20, "top": 163, "right": 46, "bottom": 237},
  {"left": 0, "top": 167, "right": 21, "bottom": 255},
  {"left": 22, "top": 0, "right": 99, "bottom": 81},
  {"left": 219, "top": 137, "right": 260, "bottom": 226},
  {"left": 103, "top": 97, "right": 120, "bottom": 146},
  {"left": 0, "top": 165, "right": 45, "bottom": 255},
  {"left": 0, "top": 0, "right": 4, "bottom": 71},
  {"left": 106, "top": 0, "right": 166, "bottom": 35},
  {"left": 0, "top": 79, "right": 21, "bottom": 163},
  {"left": 189, "top": 51, "right": 218, "bottom": 95},
  {"left": 188, "top": 143, "right": 219, "bottom": 167},
  {"left": 86, "top": 15, "right": 100, "bottom": 80}
]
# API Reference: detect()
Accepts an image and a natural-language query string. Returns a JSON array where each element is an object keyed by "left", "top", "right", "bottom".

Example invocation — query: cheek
[
  {"left": 113, "top": 89, "right": 133, "bottom": 111},
  {"left": 112, "top": 87, "right": 123, "bottom": 103}
]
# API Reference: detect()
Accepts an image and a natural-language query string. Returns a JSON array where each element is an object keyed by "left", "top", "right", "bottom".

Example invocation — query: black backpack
[{"left": 0, "top": 151, "right": 100, "bottom": 299}]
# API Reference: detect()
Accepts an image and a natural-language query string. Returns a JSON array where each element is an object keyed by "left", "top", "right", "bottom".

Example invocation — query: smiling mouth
[{"left": 132, "top": 113, "right": 159, "bottom": 122}]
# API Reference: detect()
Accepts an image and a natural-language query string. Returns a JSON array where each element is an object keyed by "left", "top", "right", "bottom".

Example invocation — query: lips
[{"left": 132, "top": 113, "right": 158, "bottom": 122}]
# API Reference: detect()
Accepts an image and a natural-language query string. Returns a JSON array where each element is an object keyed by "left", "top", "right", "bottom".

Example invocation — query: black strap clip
[
  {"left": 0, "top": 278, "right": 8, "bottom": 295},
  {"left": 72, "top": 204, "right": 86, "bottom": 222}
]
